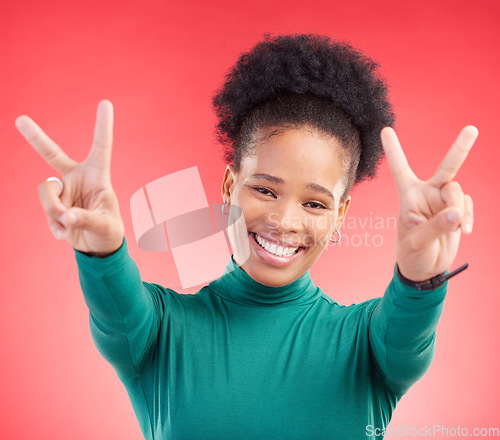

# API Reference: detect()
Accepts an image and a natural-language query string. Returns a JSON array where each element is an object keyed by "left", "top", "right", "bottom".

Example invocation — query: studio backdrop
[{"left": 1, "top": 0, "right": 498, "bottom": 438}]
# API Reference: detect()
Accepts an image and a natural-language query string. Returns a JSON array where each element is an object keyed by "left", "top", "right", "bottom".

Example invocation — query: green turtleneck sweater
[{"left": 74, "top": 236, "right": 448, "bottom": 440}]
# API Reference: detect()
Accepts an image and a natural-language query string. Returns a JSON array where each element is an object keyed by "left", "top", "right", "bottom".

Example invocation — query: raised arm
[
  {"left": 16, "top": 101, "right": 162, "bottom": 380},
  {"left": 74, "top": 235, "right": 163, "bottom": 380},
  {"left": 368, "top": 125, "right": 478, "bottom": 395},
  {"left": 15, "top": 100, "right": 124, "bottom": 255},
  {"left": 380, "top": 125, "right": 478, "bottom": 282}
]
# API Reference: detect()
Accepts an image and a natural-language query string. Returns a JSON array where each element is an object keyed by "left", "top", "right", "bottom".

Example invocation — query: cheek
[
  {"left": 304, "top": 215, "right": 336, "bottom": 246},
  {"left": 231, "top": 195, "right": 268, "bottom": 232},
  {"left": 236, "top": 196, "right": 261, "bottom": 220}
]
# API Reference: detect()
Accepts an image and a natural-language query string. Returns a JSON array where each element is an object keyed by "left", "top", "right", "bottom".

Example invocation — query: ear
[
  {"left": 221, "top": 164, "right": 237, "bottom": 202},
  {"left": 334, "top": 195, "right": 351, "bottom": 231}
]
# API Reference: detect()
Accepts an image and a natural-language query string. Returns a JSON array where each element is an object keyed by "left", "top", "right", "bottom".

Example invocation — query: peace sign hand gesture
[
  {"left": 16, "top": 100, "right": 125, "bottom": 257},
  {"left": 381, "top": 125, "right": 479, "bottom": 282}
]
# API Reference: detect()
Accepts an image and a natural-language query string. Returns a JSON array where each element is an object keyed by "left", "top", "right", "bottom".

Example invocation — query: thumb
[
  {"left": 58, "top": 206, "right": 112, "bottom": 235},
  {"left": 410, "top": 207, "right": 463, "bottom": 245}
]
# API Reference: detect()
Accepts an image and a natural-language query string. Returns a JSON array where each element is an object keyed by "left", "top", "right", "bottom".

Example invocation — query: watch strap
[{"left": 396, "top": 263, "right": 469, "bottom": 291}]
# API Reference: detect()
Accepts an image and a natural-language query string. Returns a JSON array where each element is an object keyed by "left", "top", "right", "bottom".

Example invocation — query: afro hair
[{"left": 212, "top": 33, "right": 396, "bottom": 196}]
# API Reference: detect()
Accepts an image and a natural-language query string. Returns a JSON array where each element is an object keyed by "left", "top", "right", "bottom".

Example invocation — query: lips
[{"left": 249, "top": 232, "right": 305, "bottom": 268}]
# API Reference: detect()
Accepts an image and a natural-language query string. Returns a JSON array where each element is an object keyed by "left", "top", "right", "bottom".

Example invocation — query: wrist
[
  {"left": 77, "top": 236, "right": 125, "bottom": 258},
  {"left": 395, "top": 262, "right": 468, "bottom": 291}
]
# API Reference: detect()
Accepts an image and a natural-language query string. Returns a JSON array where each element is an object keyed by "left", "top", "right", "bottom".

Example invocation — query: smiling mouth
[{"left": 250, "top": 232, "right": 305, "bottom": 256}]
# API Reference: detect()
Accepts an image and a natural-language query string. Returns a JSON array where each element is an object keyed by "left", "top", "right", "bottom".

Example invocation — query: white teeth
[{"left": 254, "top": 233, "right": 299, "bottom": 257}]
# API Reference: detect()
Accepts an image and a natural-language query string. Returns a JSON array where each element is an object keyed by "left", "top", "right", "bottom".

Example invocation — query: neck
[{"left": 208, "top": 255, "right": 321, "bottom": 307}]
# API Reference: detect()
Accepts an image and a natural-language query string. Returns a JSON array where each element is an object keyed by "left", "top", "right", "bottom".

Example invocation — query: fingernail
[
  {"left": 67, "top": 213, "right": 77, "bottom": 224},
  {"left": 55, "top": 229, "right": 63, "bottom": 239},
  {"left": 447, "top": 210, "right": 459, "bottom": 223},
  {"left": 463, "top": 223, "right": 472, "bottom": 234}
]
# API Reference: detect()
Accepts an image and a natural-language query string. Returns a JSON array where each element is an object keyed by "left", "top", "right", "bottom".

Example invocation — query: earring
[
  {"left": 222, "top": 200, "right": 230, "bottom": 215},
  {"left": 330, "top": 230, "right": 341, "bottom": 244}
]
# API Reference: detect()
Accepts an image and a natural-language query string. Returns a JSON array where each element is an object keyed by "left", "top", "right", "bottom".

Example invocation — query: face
[{"left": 221, "top": 126, "right": 351, "bottom": 287}]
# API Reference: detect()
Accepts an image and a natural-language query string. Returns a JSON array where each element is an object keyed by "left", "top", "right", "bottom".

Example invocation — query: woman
[{"left": 16, "top": 34, "right": 477, "bottom": 439}]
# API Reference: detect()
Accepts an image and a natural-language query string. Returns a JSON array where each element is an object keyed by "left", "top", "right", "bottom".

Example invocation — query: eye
[
  {"left": 252, "top": 187, "right": 276, "bottom": 197},
  {"left": 304, "top": 201, "right": 328, "bottom": 210},
  {"left": 251, "top": 187, "right": 327, "bottom": 210}
]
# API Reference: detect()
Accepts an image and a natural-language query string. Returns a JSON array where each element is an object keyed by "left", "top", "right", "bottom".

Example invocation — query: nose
[{"left": 265, "top": 200, "right": 305, "bottom": 234}]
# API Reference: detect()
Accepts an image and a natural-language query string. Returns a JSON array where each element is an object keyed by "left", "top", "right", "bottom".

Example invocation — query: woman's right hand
[{"left": 16, "top": 100, "right": 126, "bottom": 257}]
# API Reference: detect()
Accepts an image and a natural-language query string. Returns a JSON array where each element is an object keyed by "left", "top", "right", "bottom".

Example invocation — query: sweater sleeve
[
  {"left": 74, "top": 236, "right": 165, "bottom": 381},
  {"left": 368, "top": 263, "right": 449, "bottom": 396}
]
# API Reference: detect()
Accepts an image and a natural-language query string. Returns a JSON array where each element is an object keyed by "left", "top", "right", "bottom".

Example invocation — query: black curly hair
[{"left": 212, "top": 33, "right": 396, "bottom": 202}]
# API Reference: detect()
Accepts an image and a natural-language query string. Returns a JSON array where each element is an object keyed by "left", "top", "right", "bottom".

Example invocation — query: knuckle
[
  {"left": 47, "top": 218, "right": 59, "bottom": 231},
  {"left": 44, "top": 148, "right": 59, "bottom": 163},
  {"left": 442, "top": 164, "right": 456, "bottom": 176},
  {"left": 38, "top": 186, "right": 59, "bottom": 212},
  {"left": 444, "top": 181, "right": 462, "bottom": 193},
  {"left": 38, "top": 180, "right": 58, "bottom": 197},
  {"left": 37, "top": 181, "right": 47, "bottom": 195},
  {"left": 26, "top": 130, "right": 41, "bottom": 145},
  {"left": 46, "top": 204, "right": 63, "bottom": 219},
  {"left": 441, "top": 181, "right": 464, "bottom": 205}
]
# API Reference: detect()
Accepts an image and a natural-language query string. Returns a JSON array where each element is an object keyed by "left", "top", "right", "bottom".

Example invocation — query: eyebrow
[{"left": 248, "top": 173, "right": 335, "bottom": 201}]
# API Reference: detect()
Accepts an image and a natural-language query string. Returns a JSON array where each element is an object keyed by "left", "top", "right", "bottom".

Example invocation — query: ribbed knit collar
[{"left": 208, "top": 255, "right": 322, "bottom": 307}]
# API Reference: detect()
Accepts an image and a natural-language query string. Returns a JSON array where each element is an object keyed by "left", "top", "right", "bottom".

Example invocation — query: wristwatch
[{"left": 396, "top": 263, "right": 469, "bottom": 291}]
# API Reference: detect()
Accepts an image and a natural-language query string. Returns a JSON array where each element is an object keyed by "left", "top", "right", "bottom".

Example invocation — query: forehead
[{"left": 241, "top": 127, "right": 346, "bottom": 185}]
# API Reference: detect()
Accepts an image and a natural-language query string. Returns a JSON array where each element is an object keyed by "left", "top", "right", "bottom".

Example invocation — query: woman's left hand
[{"left": 380, "top": 125, "right": 479, "bottom": 282}]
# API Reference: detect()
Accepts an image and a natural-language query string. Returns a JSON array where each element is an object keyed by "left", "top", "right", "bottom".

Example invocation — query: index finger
[
  {"left": 85, "top": 100, "right": 114, "bottom": 172},
  {"left": 428, "top": 125, "right": 479, "bottom": 187},
  {"left": 15, "top": 115, "right": 77, "bottom": 175},
  {"left": 380, "top": 126, "right": 418, "bottom": 193}
]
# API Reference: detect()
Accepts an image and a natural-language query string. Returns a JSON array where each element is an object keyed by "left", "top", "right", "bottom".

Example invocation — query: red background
[{"left": 1, "top": 0, "right": 499, "bottom": 438}]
